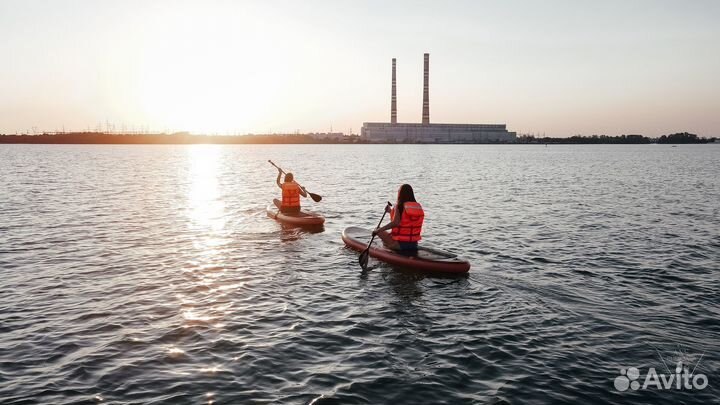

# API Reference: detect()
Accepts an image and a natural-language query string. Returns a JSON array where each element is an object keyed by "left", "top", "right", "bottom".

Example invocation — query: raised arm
[
  {"left": 375, "top": 203, "right": 400, "bottom": 233},
  {"left": 276, "top": 169, "right": 283, "bottom": 189}
]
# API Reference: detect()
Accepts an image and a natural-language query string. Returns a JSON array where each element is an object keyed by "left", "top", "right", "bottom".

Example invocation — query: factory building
[{"left": 361, "top": 54, "right": 516, "bottom": 143}]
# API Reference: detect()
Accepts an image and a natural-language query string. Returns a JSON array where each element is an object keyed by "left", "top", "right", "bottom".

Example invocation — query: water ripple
[{"left": 0, "top": 144, "right": 719, "bottom": 404}]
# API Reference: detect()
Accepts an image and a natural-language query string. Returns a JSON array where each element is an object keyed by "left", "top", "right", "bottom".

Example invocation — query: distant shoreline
[{"left": 0, "top": 132, "right": 716, "bottom": 145}]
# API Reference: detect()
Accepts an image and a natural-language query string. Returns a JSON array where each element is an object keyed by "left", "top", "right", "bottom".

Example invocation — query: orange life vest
[
  {"left": 391, "top": 202, "right": 424, "bottom": 242},
  {"left": 281, "top": 181, "right": 301, "bottom": 208}
]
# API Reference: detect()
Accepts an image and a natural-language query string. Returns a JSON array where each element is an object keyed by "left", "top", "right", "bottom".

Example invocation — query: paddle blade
[
  {"left": 358, "top": 248, "right": 370, "bottom": 270},
  {"left": 309, "top": 192, "right": 322, "bottom": 202}
]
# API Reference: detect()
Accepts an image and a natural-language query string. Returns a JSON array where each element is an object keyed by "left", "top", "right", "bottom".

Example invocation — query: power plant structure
[{"left": 361, "top": 53, "right": 516, "bottom": 143}]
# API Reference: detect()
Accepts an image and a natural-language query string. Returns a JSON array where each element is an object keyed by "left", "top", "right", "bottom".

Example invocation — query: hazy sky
[{"left": 1, "top": 0, "right": 719, "bottom": 136}]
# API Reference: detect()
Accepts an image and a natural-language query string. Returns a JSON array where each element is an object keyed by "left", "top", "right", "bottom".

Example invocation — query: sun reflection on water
[
  {"left": 178, "top": 145, "right": 234, "bottom": 328},
  {"left": 165, "top": 345, "right": 186, "bottom": 356},
  {"left": 168, "top": 146, "right": 247, "bottom": 384},
  {"left": 187, "top": 145, "right": 227, "bottom": 234}
]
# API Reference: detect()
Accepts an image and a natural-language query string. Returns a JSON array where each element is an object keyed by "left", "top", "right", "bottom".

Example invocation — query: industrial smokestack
[
  {"left": 422, "top": 53, "right": 429, "bottom": 125},
  {"left": 391, "top": 58, "right": 397, "bottom": 124}
]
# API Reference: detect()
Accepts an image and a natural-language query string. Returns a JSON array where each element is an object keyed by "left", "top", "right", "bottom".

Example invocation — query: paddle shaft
[
  {"left": 359, "top": 202, "right": 392, "bottom": 269},
  {"left": 268, "top": 160, "right": 286, "bottom": 174}
]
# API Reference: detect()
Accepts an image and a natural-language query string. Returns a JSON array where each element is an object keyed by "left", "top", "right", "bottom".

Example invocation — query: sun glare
[{"left": 135, "top": 5, "right": 287, "bottom": 134}]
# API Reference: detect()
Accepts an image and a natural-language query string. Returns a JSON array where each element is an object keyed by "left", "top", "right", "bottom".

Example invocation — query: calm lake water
[{"left": 1, "top": 144, "right": 719, "bottom": 404}]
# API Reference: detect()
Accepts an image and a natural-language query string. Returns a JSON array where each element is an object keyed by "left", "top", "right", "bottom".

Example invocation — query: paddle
[
  {"left": 268, "top": 160, "right": 322, "bottom": 202},
  {"left": 359, "top": 201, "right": 392, "bottom": 271}
]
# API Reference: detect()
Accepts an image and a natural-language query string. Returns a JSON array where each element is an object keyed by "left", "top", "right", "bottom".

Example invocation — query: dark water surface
[{"left": 1, "top": 144, "right": 719, "bottom": 404}]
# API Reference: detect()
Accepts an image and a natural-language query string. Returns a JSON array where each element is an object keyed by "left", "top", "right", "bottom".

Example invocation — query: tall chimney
[
  {"left": 391, "top": 58, "right": 397, "bottom": 124},
  {"left": 422, "top": 53, "right": 429, "bottom": 125}
]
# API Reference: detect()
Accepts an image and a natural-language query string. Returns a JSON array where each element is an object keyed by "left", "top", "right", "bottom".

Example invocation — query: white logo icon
[{"left": 614, "top": 367, "right": 641, "bottom": 392}]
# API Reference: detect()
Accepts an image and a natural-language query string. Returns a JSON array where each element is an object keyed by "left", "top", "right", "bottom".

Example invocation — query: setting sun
[{"left": 134, "top": 5, "right": 289, "bottom": 133}]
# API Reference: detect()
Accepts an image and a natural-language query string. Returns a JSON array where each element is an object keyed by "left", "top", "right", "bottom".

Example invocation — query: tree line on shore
[{"left": 517, "top": 132, "right": 716, "bottom": 144}]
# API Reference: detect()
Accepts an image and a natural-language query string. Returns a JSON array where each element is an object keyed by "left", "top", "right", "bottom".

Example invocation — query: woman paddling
[
  {"left": 273, "top": 168, "right": 307, "bottom": 213},
  {"left": 372, "top": 184, "right": 424, "bottom": 251}
]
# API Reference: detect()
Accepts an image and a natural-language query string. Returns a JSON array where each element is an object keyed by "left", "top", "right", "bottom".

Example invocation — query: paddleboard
[
  {"left": 341, "top": 226, "right": 470, "bottom": 273},
  {"left": 266, "top": 204, "right": 325, "bottom": 227}
]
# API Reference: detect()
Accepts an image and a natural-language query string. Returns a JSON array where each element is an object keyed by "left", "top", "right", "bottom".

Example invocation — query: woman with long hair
[{"left": 372, "top": 184, "right": 424, "bottom": 251}]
